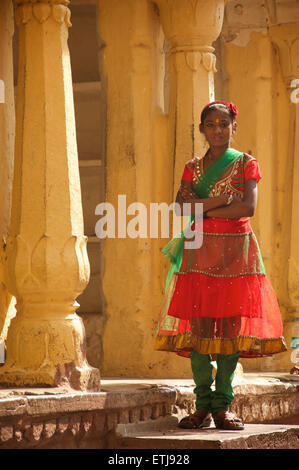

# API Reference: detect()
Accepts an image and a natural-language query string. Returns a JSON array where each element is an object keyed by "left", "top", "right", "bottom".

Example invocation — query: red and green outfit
[{"left": 155, "top": 148, "right": 287, "bottom": 414}]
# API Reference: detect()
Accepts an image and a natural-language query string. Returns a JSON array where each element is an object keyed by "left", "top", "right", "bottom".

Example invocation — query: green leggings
[{"left": 190, "top": 349, "right": 240, "bottom": 414}]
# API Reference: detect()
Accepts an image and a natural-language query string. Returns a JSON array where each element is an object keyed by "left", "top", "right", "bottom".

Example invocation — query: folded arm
[
  {"left": 175, "top": 181, "right": 232, "bottom": 216},
  {"left": 205, "top": 179, "right": 258, "bottom": 218}
]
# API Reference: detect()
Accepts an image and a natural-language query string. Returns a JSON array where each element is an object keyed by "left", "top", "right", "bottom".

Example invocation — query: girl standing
[{"left": 155, "top": 101, "right": 287, "bottom": 430}]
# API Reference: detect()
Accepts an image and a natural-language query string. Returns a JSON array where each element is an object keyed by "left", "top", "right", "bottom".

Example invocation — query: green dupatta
[{"left": 162, "top": 147, "right": 243, "bottom": 292}]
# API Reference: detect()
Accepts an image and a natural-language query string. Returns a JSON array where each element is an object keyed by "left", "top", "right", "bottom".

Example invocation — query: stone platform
[
  {"left": 111, "top": 416, "right": 299, "bottom": 449},
  {"left": 0, "top": 372, "right": 297, "bottom": 449}
]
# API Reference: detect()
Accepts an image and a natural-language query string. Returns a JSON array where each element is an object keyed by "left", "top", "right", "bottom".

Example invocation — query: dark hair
[{"left": 201, "top": 103, "right": 236, "bottom": 125}]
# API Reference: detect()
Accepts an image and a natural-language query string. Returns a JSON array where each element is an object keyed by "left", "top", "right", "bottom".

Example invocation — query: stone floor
[
  {"left": 112, "top": 416, "right": 299, "bottom": 449},
  {"left": 0, "top": 372, "right": 298, "bottom": 448}
]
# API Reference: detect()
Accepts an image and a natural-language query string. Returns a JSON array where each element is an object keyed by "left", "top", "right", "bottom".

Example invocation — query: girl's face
[{"left": 200, "top": 109, "right": 236, "bottom": 148}]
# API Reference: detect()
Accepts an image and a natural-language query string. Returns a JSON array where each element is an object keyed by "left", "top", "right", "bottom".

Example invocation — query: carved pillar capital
[
  {"left": 172, "top": 49, "right": 217, "bottom": 75},
  {"left": 14, "top": 0, "right": 71, "bottom": 27},
  {"left": 155, "top": 0, "right": 226, "bottom": 50},
  {"left": 269, "top": 25, "right": 299, "bottom": 87}
]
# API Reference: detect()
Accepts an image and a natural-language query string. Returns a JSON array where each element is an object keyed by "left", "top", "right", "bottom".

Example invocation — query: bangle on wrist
[{"left": 226, "top": 194, "right": 233, "bottom": 205}]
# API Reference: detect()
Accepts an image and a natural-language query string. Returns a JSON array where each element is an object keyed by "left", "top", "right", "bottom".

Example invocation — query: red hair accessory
[{"left": 201, "top": 100, "right": 239, "bottom": 120}]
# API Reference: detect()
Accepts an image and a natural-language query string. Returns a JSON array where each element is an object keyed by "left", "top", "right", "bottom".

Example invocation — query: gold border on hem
[
  {"left": 176, "top": 270, "right": 266, "bottom": 278},
  {"left": 155, "top": 332, "right": 287, "bottom": 357},
  {"left": 194, "top": 231, "right": 253, "bottom": 237}
]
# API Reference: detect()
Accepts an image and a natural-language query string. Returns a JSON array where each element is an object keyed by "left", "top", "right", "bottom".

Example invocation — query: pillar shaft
[
  {"left": 0, "top": 0, "right": 100, "bottom": 390},
  {"left": 268, "top": 25, "right": 299, "bottom": 369},
  {"left": 225, "top": 35, "right": 275, "bottom": 274},
  {"left": 155, "top": 0, "right": 228, "bottom": 191},
  {"left": 0, "top": 0, "right": 16, "bottom": 341},
  {"left": 269, "top": 26, "right": 299, "bottom": 317},
  {"left": 97, "top": 0, "right": 166, "bottom": 376}
]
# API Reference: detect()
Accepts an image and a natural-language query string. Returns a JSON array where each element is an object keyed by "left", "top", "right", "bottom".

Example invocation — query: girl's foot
[
  {"left": 212, "top": 410, "right": 244, "bottom": 430},
  {"left": 178, "top": 410, "right": 212, "bottom": 429}
]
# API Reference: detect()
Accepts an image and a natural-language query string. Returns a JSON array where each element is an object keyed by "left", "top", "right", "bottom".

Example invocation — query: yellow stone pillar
[
  {"left": 0, "top": 0, "right": 16, "bottom": 342},
  {"left": 97, "top": 0, "right": 167, "bottom": 376},
  {"left": 269, "top": 25, "right": 299, "bottom": 369},
  {"left": 155, "top": 0, "right": 229, "bottom": 191},
  {"left": 224, "top": 33, "right": 276, "bottom": 277},
  {"left": 0, "top": 0, "right": 100, "bottom": 390}
]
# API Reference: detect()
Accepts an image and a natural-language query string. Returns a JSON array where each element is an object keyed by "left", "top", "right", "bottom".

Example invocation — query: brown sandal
[
  {"left": 178, "top": 410, "right": 212, "bottom": 429},
  {"left": 212, "top": 410, "right": 244, "bottom": 430}
]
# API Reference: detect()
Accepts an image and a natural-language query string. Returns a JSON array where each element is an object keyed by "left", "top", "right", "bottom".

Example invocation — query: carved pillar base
[{"left": 0, "top": 310, "right": 99, "bottom": 390}]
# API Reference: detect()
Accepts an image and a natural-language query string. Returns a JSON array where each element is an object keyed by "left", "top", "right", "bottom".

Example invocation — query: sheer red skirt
[{"left": 155, "top": 217, "right": 287, "bottom": 358}]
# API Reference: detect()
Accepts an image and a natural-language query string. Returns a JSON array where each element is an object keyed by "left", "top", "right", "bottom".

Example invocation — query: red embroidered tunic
[{"left": 182, "top": 152, "right": 261, "bottom": 197}]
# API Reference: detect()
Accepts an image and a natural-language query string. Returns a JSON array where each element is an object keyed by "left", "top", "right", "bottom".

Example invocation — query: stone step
[
  {"left": 171, "top": 373, "right": 299, "bottom": 425},
  {"left": 0, "top": 375, "right": 297, "bottom": 448},
  {"left": 110, "top": 416, "right": 299, "bottom": 449}
]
